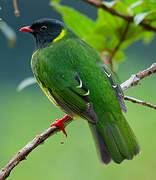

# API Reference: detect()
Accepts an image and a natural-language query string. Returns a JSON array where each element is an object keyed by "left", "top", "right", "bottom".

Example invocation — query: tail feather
[
  {"left": 103, "top": 125, "right": 125, "bottom": 163},
  {"left": 89, "top": 124, "right": 112, "bottom": 164},
  {"left": 89, "top": 114, "right": 140, "bottom": 164},
  {"left": 108, "top": 124, "right": 134, "bottom": 160}
]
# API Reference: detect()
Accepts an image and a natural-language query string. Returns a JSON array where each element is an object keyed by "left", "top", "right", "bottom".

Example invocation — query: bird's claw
[{"left": 50, "top": 115, "right": 70, "bottom": 137}]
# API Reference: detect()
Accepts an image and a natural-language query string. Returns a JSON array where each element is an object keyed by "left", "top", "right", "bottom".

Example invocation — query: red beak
[{"left": 20, "top": 26, "right": 34, "bottom": 33}]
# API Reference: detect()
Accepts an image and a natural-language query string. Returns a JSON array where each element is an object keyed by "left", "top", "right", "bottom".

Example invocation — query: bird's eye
[{"left": 40, "top": 25, "right": 47, "bottom": 31}]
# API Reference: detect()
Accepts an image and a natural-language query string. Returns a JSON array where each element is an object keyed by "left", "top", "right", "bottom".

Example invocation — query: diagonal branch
[
  {"left": 122, "top": 63, "right": 156, "bottom": 109},
  {"left": 124, "top": 96, "right": 156, "bottom": 110},
  {"left": 0, "top": 63, "right": 156, "bottom": 180},
  {"left": 121, "top": 63, "right": 156, "bottom": 91},
  {"left": 83, "top": 0, "right": 156, "bottom": 32},
  {"left": 0, "top": 118, "right": 73, "bottom": 180}
]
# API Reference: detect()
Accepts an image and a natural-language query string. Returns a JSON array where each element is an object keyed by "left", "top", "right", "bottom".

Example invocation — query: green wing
[
  {"left": 100, "top": 64, "right": 127, "bottom": 113},
  {"left": 36, "top": 68, "right": 98, "bottom": 123}
]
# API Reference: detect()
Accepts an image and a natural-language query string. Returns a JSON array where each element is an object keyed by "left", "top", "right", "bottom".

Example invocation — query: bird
[{"left": 20, "top": 18, "right": 140, "bottom": 164}]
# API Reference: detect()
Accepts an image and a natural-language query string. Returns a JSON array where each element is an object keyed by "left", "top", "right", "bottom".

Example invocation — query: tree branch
[
  {"left": 0, "top": 64, "right": 156, "bottom": 179},
  {"left": 0, "top": 118, "right": 73, "bottom": 180},
  {"left": 13, "top": 0, "right": 20, "bottom": 17},
  {"left": 83, "top": 0, "right": 156, "bottom": 32},
  {"left": 121, "top": 63, "right": 156, "bottom": 91},
  {"left": 122, "top": 63, "right": 156, "bottom": 109},
  {"left": 124, "top": 96, "right": 156, "bottom": 110}
]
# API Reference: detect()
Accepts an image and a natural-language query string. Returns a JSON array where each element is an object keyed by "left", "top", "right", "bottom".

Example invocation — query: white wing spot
[
  {"left": 104, "top": 70, "right": 111, "bottom": 77},
  {"left": 84, "top": 90, "right": 90, "bottom": 96},
  {"left": 112, "top": 85, "right": 117, "bottom": 88},
  {"left": 76, "top": 78, "right": 82, "bottom": 88}
]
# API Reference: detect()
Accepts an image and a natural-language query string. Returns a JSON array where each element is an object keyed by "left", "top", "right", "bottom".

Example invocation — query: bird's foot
[{"left": 50, "top": 115, "right": 71, "bottom": 137}]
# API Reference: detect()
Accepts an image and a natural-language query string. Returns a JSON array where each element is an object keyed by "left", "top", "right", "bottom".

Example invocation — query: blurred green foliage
[{"left": 50, "top": 0, "right": 156, "bottom": 65}]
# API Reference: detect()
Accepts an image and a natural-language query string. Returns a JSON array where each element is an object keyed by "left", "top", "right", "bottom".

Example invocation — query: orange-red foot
[{"left": 50, "top": 115, "right": 70, "bottom": 137}]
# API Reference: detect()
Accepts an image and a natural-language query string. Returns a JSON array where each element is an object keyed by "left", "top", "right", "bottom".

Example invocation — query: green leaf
[
  {"left": 97, "top": 8, "right": 124, "bottom": 34},
  {"left": 106, "top": 37, "right": 119, "bottom": 50},
  {"left": 50, "top": 0, "right": 96, "bottom": 38},
  {"left": 143, "top": 31, "right": 155, "bottom": 44},
  {"left": 84, "top": 33, "right": 106, "bottom": 52},
  {"left": 129, "top": 1, "right": 156, "bottom": 15},
  {"left": 50, "top": 0, "right": 156, "bottom": 68},
  {"left": 113, "top": 1, "right": 129, "bottom": 15},
  {"left": 114, "top": 50, "right": 125, "bottom": 62}
]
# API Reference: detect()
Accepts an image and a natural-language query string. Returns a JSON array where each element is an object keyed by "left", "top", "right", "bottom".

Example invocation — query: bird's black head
[{"left": 20, "top": 18, "right": 65, "bottom": 49}]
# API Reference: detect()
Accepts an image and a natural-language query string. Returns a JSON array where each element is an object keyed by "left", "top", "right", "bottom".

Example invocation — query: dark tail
[
  {"left": 89, "top": 123, "right": 112, "bottom": 164},
  {"left": 88, "top": 115, "right": 140, "bottom": 164}
]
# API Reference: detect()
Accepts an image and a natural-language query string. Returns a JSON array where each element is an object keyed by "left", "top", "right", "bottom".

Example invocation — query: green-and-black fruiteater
[{"left": 20, "top": 18, "right": 140, "bottom": 164}]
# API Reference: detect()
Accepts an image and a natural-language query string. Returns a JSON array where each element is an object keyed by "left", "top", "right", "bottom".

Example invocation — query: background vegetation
[{"left": 0, "top": 0, "right": 156, "bottom": 179}]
